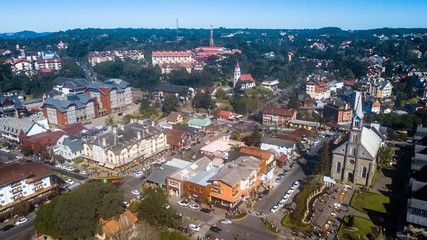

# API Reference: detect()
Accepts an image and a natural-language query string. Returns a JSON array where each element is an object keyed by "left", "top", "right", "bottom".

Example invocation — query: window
[
  {"left": 362, "top": 167, "right": 367, "bottom": 178},
  {"left": 336, "top": 162, "right": 341, "bottom": 173},
  {"left": 352, "top": 134, "right": 357, "bottom": 143},
  {"left": 351, "top": 148, "right": 356, "bottom": 156}
]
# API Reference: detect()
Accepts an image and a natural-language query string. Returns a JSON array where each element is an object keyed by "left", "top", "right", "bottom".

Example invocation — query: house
[
  {"left": 0, "top": 115, "right": 49, "bottom": 142},
  {"left": 200, "top": 136, "right": 244, "bottom": 158},
  {"left": 323, "top": 101, "right": 353, "bottom": 124},
  {"left": 82, "top": 120, "right": 168, "bottom": 169},
  {"left": 34, "top": 58, "right": 62, "bottom": 73},
  {"left": 261, "top": 76, "right": 280, "bottom": 91},
  {"left": 146, "top": 158, "right": 191, "bottom": 187},
  {"left": 298, "top": 94, "right": 315, "bottom": 108},
  {"left": 187, "top": 117, "right": 211, "bottom": 129},
  {"left": 53, "top": 135, "right": 84, "bottom": 160},
  {"left": 0, "top": 162, "right": 57, "bottom": 212},
  {"left": 0, "top": 95, "right": 28, "bottom": 118},
  {"left": 233, "top": 62, "right": 256, "bottom": 89},
  {"left": 218, "top": 111, "right": 241, "bottom": 121},
  {"left": 164, "top": 128, "right": 187, "bottom": 149},
  {"left": 167, "top": 111, "right": 184, "bottom": 125},
  {"left": 154, "top": 84, "right": 194, "bottom": 101},
  {"left": 166, "top": 157, "right": 215, "bottom": 199},
  {"left": 331, "top": 94, "right": 384, "bottom": 186},
  {"left": 57, "top": 40, "right": 69, "bottom": 50},
  {"left": 329, "top": 80, "right": 344, "bottom": 93},
  {"left": 365, "top": 78, "right": 393, "bottom": 99},
  {"left": 305, "top": 74, "right": 330, "bottom": 100},
  {"left": 260, "top": 137, "right": 296, "bottom": 156},
  {"left": 261, "top": 106, "right": 297, "bottom": 126},
  {"left": 21, "top": 98, "right": 43, "bottom": 112},
  {"left": 406, "top": 103, "right": 425, "bottom": 113},
  {"left": 99, "top": 210, "right": 138, "bottom": 240},
  {"left": 208, "top": 156, "right": 262, "bottom": 208}
]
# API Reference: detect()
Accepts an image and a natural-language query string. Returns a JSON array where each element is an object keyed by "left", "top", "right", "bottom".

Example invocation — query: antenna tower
[{"left": 209, "top": 25, "right": 214, "bottom": 47}]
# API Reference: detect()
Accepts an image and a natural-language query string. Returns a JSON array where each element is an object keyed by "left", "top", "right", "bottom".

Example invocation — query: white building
[
  {"left": 0, "top": 115, "right": 49, "bottom": 142},
  {"left": 260, "top": 137, "right": 296, "bottom": 156},
  {"left": 0, "top": 162, "right": 56, "bottom": 212},
  {"left": 53, "top": 135, "right": 84, "bottom": 160}
]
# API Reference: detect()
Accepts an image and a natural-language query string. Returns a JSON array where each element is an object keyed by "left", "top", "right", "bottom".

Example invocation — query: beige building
[{"left": 88, "top": 50, "right": 144, "bottom": 66}]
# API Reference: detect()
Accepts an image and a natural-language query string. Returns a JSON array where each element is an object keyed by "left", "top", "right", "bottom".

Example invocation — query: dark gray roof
[
  {"left": 261, "top": 137, "right": 295, "bottom": 148},
  {"left": 172, "top": 124, "right": 198, "bottom": 134},
  {"left": 21, "top": 98, "right": 43, "bottom": 105},
  {"left": 146, "top": 164, "right": 180, "bottom": 185},
  {"left": 43, "top": 93, "right": 95, "bottom": 112},
  {"left": 62, "top": 136, "right": 84, "bottom": 153},
  {"left": 155, "top": 84, "right": 190, "bottom": 93},
  {"left": 264, "top": 76, "right": 279, "bottom": 82},
  {"left": 209, "top": 156, "right": 261, "bottom": 187},
  {"left": 53, "top": 77, "right": 89, "bottom": 86}
]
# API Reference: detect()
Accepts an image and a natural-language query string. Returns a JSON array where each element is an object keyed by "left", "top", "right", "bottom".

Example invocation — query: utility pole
[{"left": 176, "top": 18, "right": 179, "bottom": 45}]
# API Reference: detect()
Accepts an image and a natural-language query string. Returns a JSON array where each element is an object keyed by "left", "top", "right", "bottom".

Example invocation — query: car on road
[
  {"left": 210, "top": 225, "right": 222, "bottom": 233},
  {"left": 275, "top": 176, "right": 282, "bottom": 183},
  {"left": 66, "top": 166, "right": 75, "bottom": 172},
  {"left": 79, "top": 170, "right": 87, "bottom": 175},
  {"left": 0, "top": 224, "right": 14, "bottom": 232},
  {"left": 200, "top": 208, "right": 211, "bottom": 214},
  {"left": 15, "top": 217, "right": 28, "bottom": 225},
  {"left": 219, "top": 219, "right": 232, "bottom": 224},
  {"left": 16, "top": 155, "right": 23, "bottom": 159},
  {"left": 64, "top": 179, "right": 75, "bottom": 185},
  {"left": 270, "top": 205, "right": 280, "bottom": 213},
  {"left": 189, "top": 203, "right": 200, "bottom": 210},
  {"left": 177, "top": 200, "right": 189, "bottom": 207},
  {"left": 188, "top": 223, "right": 200, "bottom": 232},
  {"left": 133, "top": 171, "right": 144, "bottom": 178},
  {"left": 131, "top": 190, "right": 140, "bottom": 195}
]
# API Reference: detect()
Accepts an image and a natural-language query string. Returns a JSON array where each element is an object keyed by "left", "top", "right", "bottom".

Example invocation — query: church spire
[{"left": 353, "top": 92, "right": 364, "bottom": 129}]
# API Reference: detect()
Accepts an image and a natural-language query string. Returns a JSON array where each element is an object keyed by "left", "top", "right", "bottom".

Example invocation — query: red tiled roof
[
  {"left": 261, "top": 106, "right": 296, "bottom": 117},
  {"left": 219, "top": 110, "right": 232, "bottom": 118},
  {"left": 152, "top": 51, "right": 192, "bottom": 57},
  {"left": 0, "top": 162, "right": 53, "bottom": 186},
  {"left": 342, "top": 80, "right": 355, "bottom": 86},
  {"left": 277, "top": 154, "right": 287, "bottom": 163},
  {"left": 240, "top": 74, "right": 255, "bottom": 82}
]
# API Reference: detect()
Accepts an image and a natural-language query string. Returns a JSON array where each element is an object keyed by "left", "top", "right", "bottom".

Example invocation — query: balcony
[
  {"left": 232, "top": 189, "right": 239, "bottom": 196},
  {"left": 211, "top": 188, "right": 222, "bottom": 195}
]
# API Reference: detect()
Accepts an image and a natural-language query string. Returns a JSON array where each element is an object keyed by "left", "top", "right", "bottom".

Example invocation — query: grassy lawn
[
  {"left": 350, "top": 190, "right": 389, "bottom": 214},
  {"left": 338, "top": 216, "right": 380, "bottom": 240},
  {"left": 281, "top": 212, "right": 313, "bottom": 233},
  {"left": 215, "top": 99, "right": 233, "bottom": 111}
]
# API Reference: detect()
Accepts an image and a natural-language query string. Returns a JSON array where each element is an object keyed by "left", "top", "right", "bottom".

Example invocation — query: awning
[{"left": 277, "top": 154, "right": 287, "bottom": 163}]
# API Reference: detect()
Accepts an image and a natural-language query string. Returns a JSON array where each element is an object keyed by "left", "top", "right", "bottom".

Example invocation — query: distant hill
[{"left": 0, "top": 30, "right": 51, "bottom": 39}]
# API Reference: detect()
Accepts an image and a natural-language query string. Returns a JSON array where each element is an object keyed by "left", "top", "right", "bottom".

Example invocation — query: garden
[{"left": 338, "top": 215, "right": 381, "bottom": 240}]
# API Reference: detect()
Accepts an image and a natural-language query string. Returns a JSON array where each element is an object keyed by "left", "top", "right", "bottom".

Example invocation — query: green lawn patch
[
  {"left": 281, "top": 212, "right": 313, "bottom": 233},
  {"left": 350, "top": 190, "right": 389, "bottom": 214},
  {"left": 338, "top": 215, "right": 381, "bottom": 240}
]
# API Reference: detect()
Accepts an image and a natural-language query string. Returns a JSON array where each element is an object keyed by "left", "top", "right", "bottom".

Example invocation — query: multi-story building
[
  {"left": 239, "top": 147, "right": 276, "bottom": 183},
  {"left": 261, "top": 106, "right": 297, "bottom": 126},
  {"left": 152, "top": 51, "right": 194, "bottom": 73},
  {"left": 82, "top": 120, "right": 168, "bottom": 169},
  {"left": 260, "top": 76, "right": 280, "bottom": 91},
  {"left": 208, "top": 156, "right": 262, "bottom": 208},
  {"left": 366, "top": 78, "right": 393, "bottom": 99},
  {"left": 35, "top": 58, "right": 62, "bottom": 73},
  {"left": 0, "top": 162, "right": 57, "bottom": 212},
  {"left": 0, "top": 115, "right": 49, "bottom": 142},
  {"left": 53, "top": 135, "right": 84, "bottom": 160},
  {"left": 88, "top": 50, "right": 144, "bottom": 66},
  {"left": 42, "top": 93, "right": 98, "bottom": 126},
  {"left": 305, "top": 74, "right": 330, "bottom": 100},
  {"left": 323, "top": 101, "right": 353, "bottom": 124}
]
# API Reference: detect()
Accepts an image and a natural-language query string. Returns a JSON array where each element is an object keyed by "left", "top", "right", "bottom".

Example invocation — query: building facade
[
  {"left": 323, "top": 101, "right": 353, "bottom": 124},
  {"left": 261, "top": 106, "right": 297, "bottom": 126},
  {"left": 305, "top": 74, "right": 330, "bottom": 100}
]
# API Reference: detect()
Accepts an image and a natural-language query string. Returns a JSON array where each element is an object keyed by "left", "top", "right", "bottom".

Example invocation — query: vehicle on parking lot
[
  {"left": 66, "top": 166, "right": 75, "bottom": 172},
  {"left": 177, "top": 200, "right": 189, "bottom": 207},
  {"left": 270, "top": 205, "right": 280, "bottom": 213},
  {"left": 131, "top": 190, "right": 140, "bottom": 195},
  {"left": 210, "top": 225, "right": 222, "bottom": 233},
  {"left": 79, "top": 170, "right": 87, "bottom": 175},
  {"left": 64, "top": 179, "right": 75, "bottom": 185},
  {"left": 275, "top": 176, "right": 282, "bottom": 183},
  {"left": 15, "top": 217, "right": 28, "bottom": 225},
  {"left": 189, "top": 203, "right": 200, "bottom": 210},
  {"left": 0, "top": 224, "right": 14, "bottom": 232},
  {"left": 257, "top": 194, "right": 265, "bottom": 201},
  {"left": 200, "top": 208, "right": 211, "bottom": 213},
  {"left": 219, "top": 219, "right": 232, "bottom": 224},
  {"left": 188, "top": 223, "right": 200, "bottom": 232}
]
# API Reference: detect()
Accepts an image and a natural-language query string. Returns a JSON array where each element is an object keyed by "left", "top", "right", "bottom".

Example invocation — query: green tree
[
  {"left": 215, "top": 88, "right": 226, "bottom": 99},
  {"left": 160, "top": 231, "right": 189, "bottom": 240},
  {"left": 314, "top": 142, "right": 331, "bottom": 176},
  {"left": 12, "top": 201, "right": 31, "bottom": 216},
  {"left": 35, "top": 182, "right": 124, "bottom": 240},
  {"left": 193, "top": 92, "right": 215, "bottom": 110},
  {"left": 376, "top": 146, "right": 394, "bottom": 169},
  {"left": 287, "top": 96, "right": 301, "bottom": 110},
  {"left": 105, "top": 116, "right": 114, "bottom": 126},
  {"left": 137, "top": 186, "right": 180, "bottom": 229},
  {"left": 231, "top": 130, "right": 241, "bottom": 141},
  {"left": 162, "top": 94, "right": 180, "bottom": 113},
  {"left": 243, "top": 128, "right": 262, "bottom": 147}
]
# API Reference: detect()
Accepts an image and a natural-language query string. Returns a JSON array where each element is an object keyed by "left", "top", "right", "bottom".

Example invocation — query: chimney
[{"left": 102, "top": 138, "right": 106, "bottom": 147}]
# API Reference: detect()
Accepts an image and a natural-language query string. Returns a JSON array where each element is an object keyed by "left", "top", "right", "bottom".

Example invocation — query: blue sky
[{"left": 1, "top": 0, "right": 427, "bottom": 32}]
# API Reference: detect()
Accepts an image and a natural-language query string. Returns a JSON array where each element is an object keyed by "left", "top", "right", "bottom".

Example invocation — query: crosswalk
[{"left": 250, "top": 211, "right": 267, "bottom": 219}]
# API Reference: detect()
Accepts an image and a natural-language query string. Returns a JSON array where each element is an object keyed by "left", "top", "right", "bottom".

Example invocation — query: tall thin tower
[
  {"left": 176, "top": 18, "right": 179, "bottom": 44},
  {"left": 209, "top": 25, "right": 214, "bottom": 47}
]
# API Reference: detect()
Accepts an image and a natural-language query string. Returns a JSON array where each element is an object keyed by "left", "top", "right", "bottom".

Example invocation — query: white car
[
  {"left": 291, "top": 185, "right": 297, "bottom": 190},
  {"left": 15, "top": 217, "right": 28, "bottom": 225},
  {"left": 123, "top": 201, "right": 130, "bottom": 208},
  {"left": 188, "top": 223, "right": 200, "bottom": 232},
  {"left": 55, "top": 164, "right": 62, "bottom": 168},
  {"left": 64, "top": 179, "right": 74, "bottom": 185},
  {"left": 220, "top": 219, "right": 232, "bottom": 224},
  {"left": 270, "top": 205, "right": 280, "bottom": 213},
  {"left": 133, "top": 171, "right": 144, "bottom": 178},
  {"left": 189, "top": 204, "right": 200, "bottom": 210},
  {"left": 16, "top": 155, "right": 23, "bottom": 159},
  {"left": 131, "top": 190, "right": 140, "bottom": 195},
  {"left": 79, "top": 170, "right": 87, "bottom": 175},
  {"left": 294, "top": 181, "right": 300, "bottom": 186},
  {"left": 177, "top": 200, "right": 189, "bottom": 207},
  {"left": 66, "top": 166, "right": 75, "bottom": 172},
  {"left": 282, "top": 195, "right": 289, "bottom": 201}
]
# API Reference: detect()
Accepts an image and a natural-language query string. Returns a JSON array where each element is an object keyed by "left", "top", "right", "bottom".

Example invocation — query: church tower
[{"left": 233, "top": 61, "right": 241, "bottom": 88}]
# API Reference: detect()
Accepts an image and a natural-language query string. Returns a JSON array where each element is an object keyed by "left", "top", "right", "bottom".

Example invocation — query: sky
[{"left": 1, "top": 0, "right": 427, "bottom": 32}]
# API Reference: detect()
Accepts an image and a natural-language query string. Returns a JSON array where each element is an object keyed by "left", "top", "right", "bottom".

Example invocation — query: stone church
[{"left": 331, "top": 94, "right": 384, "bottom": 186}]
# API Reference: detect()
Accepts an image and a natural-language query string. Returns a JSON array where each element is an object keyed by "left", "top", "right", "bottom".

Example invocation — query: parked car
[
  {"left": 79, "top": 170, "right": 87, "bottom": 175},
  {"left": 177, "top": 200, "right": 189, "bottom": 207},
  {"left": 64, "top": 179, "right": 75, "bottom": 185},
  {"left": 189, "top": 204, "right": 200, "bottom": 210},
  {"left": 131, "top": 190, "right": 140, "bottom": 195},
  {"left": 188, "top": 223, "right": 200, "bottom": 232},
  {"left": 0, "top": 224, "right": 14, "bottom": 232},
  {"left": 123, "top": 201, "right": 130, "bottom": 208},
  {"left": 219, "top": 219, "right": 232, "bottom": 224},
  {"left": 270, "top": 205, "right": 280, "bottom": 213},
  {"left": 275, "top": 176, "right": 282, "bottom": 183},
  {"left": 200, "top": 208, "right": 211, "bottom": 214},
  {"left": 210, "top": 225, "right": 222, "bottom": 233},
  {"left": 15, "top": 217, "right": 28, "bottom": 225}
]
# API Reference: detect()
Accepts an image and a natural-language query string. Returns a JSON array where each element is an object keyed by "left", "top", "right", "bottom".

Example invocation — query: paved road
[
  {"left": 0, "top": 213, "right": 36, "bottom": 240},
  {"left": 118, "top": 176, "right": 144, "bottom": 201}
]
